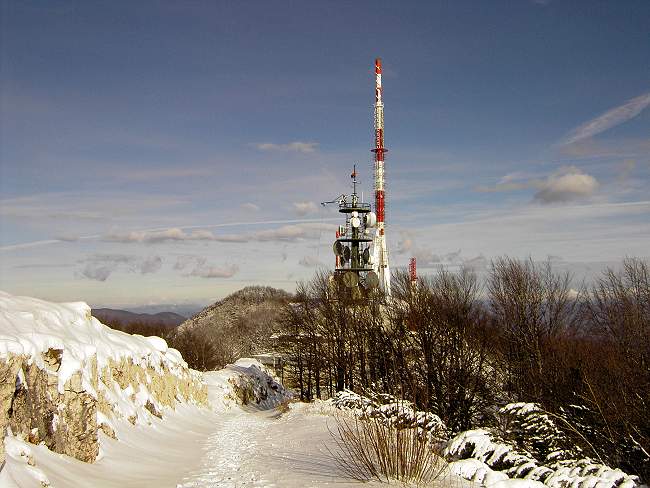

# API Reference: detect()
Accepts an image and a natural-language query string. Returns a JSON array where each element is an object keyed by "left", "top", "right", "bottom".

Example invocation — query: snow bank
[
  {"left": 0, "top": 355, "right": 291, "bottom": 488},
  {"left": 203, "top": 358, "right": 291, "bottom": 412},
  {"left": 0, "top": 292, "right": 190, "bottom": 389},
  {"left": 444, "top": 404, "right": 645, "bottom": 488},
  {"left": 0, "top": 291, "right": 207, "bottom": 465}
]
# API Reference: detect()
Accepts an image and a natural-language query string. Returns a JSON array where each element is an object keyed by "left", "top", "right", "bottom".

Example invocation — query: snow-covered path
[
  {"left": 1, "top": 360, "right": 400, "bottom": 488},
  {"left": 178, "top": 403, "right": 387, "bottom": 488}
]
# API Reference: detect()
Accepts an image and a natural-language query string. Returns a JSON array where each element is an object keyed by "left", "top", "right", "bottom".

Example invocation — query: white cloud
[
  {"left": 241, "top": 202, "right": 260, "bottom": 212},
  {"left": 533, "top": 167, "right": 599, "bottom": 204},
  {"left": 77, "top": 254, "right": 163, "bottom": 281},
  {"left": 255, "top": 141, "right": 319, "bottom": 153},
  {"left": 463, "top": 254, "right": 488, "bottom": 271},
  {"left": 563, "top": 92, "right": 650, "bottom": 145},
  {"left": 173, "top": 255, "right": 197, "bottom": 271},
  {"left": 298, "top": 255, "right": 322, "bottom": 267},
  {"left": 173, "top": 255, "right": 239, "bottom": 278},
  {"left": 140, "top": 255, "right": 163, "bottom": 274},
  {"left": 104, "top": 228, "right": 221, "bottom": 243},
  {"left": 476, "top": 167, "right": 599, "bottom": 204},
  {"left": 292, "top": 201, "right": 318, "bottom": 216},
  {"left": 1, "top": 218, "right": 341, "bottom": 252},
  {"left": 253, "top": 223, "right": 335, "bottom": 242},
  {"left": 397, "top": 233, "right": 414, "bottom": 254},
  {"left": 189, "top": 262, "right": 239, "bottom": 279},
  {"left": 80, "top": 264, "right": 112, "bottom": 282},
  {"left": 119, "top": 167, "right": 213, "bottom": 181}
]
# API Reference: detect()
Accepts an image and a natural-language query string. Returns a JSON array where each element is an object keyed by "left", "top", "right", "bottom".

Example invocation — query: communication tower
[
  {"left": 325, "top": 166, "right": 380, "bottom": 296},
  {"left": 372, "top": 58, "right": 391, "bottom": 295}
]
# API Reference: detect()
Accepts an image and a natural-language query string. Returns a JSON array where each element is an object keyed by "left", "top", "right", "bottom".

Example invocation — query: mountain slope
[{"left": 173, "top": 286, "right": 292, "bottom": 370}]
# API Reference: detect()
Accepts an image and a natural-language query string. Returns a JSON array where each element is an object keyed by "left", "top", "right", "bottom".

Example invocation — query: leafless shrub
[
  {"left": 580, "top": 258, "right": 650, "bottom": 479},
  {"left": 328, "top": 414, "right": 447, "bottom": 486},
  {"left": 488, "top": 257, "right": 579, "bottom": 401},
  {"left": 167, "top": 328, "right": 224, "bottom": 371},
  {"left": 388, "top": 268, "right": 495, "bottom": 433}
]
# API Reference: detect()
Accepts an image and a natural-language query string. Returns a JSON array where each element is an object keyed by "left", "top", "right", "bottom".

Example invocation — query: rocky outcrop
[
  {"left": 0, "top": 292, "right": 208, "bottom": 465},
  {"left": 5, "top": 350, "right": 98, "bottom": 462},
  {"left": 0, "top": 349, "right": 208, "bottom": 465}
]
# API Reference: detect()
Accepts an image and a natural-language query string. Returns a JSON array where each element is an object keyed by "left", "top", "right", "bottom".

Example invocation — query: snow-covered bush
[
  {"left": 444, "top": 402, "right": 645, "bottom": 488},
  {"left": 333, "top": 389, "right": 448, "bottom": 441}
]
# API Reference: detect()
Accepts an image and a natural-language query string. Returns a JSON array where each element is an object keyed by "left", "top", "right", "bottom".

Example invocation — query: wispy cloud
[
  {"left": 292, "top": 201, "right": 318, "bottom": 216},
  {"left": 13, "top": 263, "right": 75, "bottom": 269},
  {"left": 0, "top": 217, "right": 340, "bottom": 252},
  {"left": 172, "top": 255, "right": 238, "bottom": 278},
  {"left": 173, "top": 255, "right": 239, "bottom": 278},
  {"left": 102, "top": 222, "right": 336, "bottom": 245},
  {"left": 253, "top": 223, "right": 335, "bottom": 242},
  {"left": 76, "top": 254, "right": 163, "bottom": 281},
  {"left": 409, "top": 247, "right": 487, "bottom": 271},
  {"left": 562, "top": 92, "right": 650, "bottom": 145},
  {"left": 119, "top": 167, "right": 213, "bottom": 181},
  {"left": 189, "top": 263, "right": 239, "bottom": 278},
  {"left": 254, "top": 141, "right": 319, "bottom": 153},
  {"left": 0, "top": 193, "right": 189, "bottom": 224},
  {"left": 241, "top": 202, "right": 260, "bottom": 212},
  {"left": 104, "top": 228, "right": 221, "bottom": 244}
]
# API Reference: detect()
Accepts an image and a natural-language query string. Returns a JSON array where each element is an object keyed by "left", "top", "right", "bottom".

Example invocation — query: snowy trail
[
  {"left": 1, "top": 356, "right": 453, "bottom": 487},
  {"left": 179, "top": 410, "right": 270, "bottom": 488},
  {"left": 178, "top": 404, "right": 388, "bottom": 488}
]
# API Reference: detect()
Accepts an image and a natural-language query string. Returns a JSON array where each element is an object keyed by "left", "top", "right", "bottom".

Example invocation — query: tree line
[{"left": 278, "top": 257, "right": 649, "bottom": 481}]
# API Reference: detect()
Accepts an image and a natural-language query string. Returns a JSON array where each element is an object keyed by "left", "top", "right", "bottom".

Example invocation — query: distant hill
[
  {"left": 92, "top": 308, "right": 186, "bottom": 329},
  {"left": 173, "top": 286, "right": 292, "bottom": 369},
  {"left": 122, "top": 303, "right": 206, "bottom": 319}
]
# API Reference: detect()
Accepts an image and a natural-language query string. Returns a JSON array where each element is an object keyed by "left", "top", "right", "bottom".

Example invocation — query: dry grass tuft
[{"left": 328, "top": 414, "right": 447, "bottom": 486}]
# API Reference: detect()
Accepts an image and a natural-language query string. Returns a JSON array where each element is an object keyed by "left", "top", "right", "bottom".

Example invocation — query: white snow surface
[
  {"left": 0, "top": 289, "right": 454, "bottom": 488},
  {"left": 0, "top": 291, "right": 190, "bottom": 395},
  {"left": 1, "top": 358, "right": 465, "bottom": 487},
  {"left": 2, "top": 293, "right": 643, "bottom": 488}
]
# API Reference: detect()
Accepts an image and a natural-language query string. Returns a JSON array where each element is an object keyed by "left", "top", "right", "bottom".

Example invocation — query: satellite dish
[
  {"left": 365, "top": 271, "right": 379, "bottom": 289},
  {"left": 350, "top": 216, "right": 361, "bottom": 228},
  {"left": 343, "top": 271, "right": 359, "bottom": 288},
  {"left": 333, "top": 241, "right": 344, "bottom": 256},
  {"left": 343, "top": 246, "right": 351, "bottom": 263},
  {"left": 362, "top": 247, "right": 370, "bottom": 264},
  {"left": 365, "top": 212, "right": 377, "bottom": 228}
]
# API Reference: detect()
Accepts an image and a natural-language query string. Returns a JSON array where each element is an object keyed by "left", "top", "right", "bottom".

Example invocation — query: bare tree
[
  {"left": 388, "top": 268, "right": 495, "bottom": 432},
  {"left": 581, "top": 258, "right": 650, "bottom": 478},
  {"left": 488, "top": 257, "right": 579, "bottom": 401}
]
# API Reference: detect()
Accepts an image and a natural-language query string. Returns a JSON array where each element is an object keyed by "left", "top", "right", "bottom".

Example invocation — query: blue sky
[{"left": 1, "top": 0, "right": 649, "bottom": 309}]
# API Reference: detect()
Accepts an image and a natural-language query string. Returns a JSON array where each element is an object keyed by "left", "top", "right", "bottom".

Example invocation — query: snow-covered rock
[
  {"left": 443, "top": 407, "right": 646, "bottom": 488},
  {"left": 0, "top": 291, "right": 208, "bottom": 464},
  {"left": 203, "top": 357, "right": 291, "bottom": 412}
]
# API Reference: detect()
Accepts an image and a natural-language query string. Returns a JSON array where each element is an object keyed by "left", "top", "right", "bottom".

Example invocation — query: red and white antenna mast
[
  {"left": 372, "top": 58, "right": 391, "bottom": 295},
  {"left": 409, "top": 257, "right": 417, "bottom": 286}
]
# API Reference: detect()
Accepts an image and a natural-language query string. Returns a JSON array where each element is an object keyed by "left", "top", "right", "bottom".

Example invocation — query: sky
[{"left": 1, "top": 0, "right": 649, "bottom": 310}]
